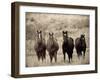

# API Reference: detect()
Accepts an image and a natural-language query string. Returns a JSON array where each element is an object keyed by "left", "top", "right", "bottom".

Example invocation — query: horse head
[
  {"left": 62, "top": 31, "right": 68, "bottom": 42},
  {"left": 80, "top": 34, "right": 85, "bottom": 41},
  {"left": 49, "top": 32, "right": 54, "bottom": 39},
  {"left": 80, "top": 34, "right": 86, "bottom": 46},
  {"left": 37, "top": 30, "right": 42, "bottom": 45}
]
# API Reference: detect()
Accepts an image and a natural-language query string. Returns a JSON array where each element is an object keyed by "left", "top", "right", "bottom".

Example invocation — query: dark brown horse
[
  {"left": 62, "top": 31, "right": 74, "bottom": 63},
  {"left": 75, "top": 34, "right": 86, "bottom": 58},
  {"left": 46, "top": 32, "right": 59, "bottom": 63},
  {"left": 34, "top": 30, "right": 46, "bottom": 61}
]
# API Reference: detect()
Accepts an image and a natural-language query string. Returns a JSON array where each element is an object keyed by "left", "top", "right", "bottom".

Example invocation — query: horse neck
[
  {"left": 63, "top": 37, "right": 68, "bottom": 44},
  {"left": 49, "top": 37, "right": 55, "bottom": 45},
  {"left": 80, "top": 38, "right": 85, "bottom": 46},
  {"left": 37, "top": 37, "right": 43, "bottom": 45}
]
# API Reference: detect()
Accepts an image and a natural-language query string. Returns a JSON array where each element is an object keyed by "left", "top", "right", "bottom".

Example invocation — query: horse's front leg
[
  {"left": 54, "top": 52, "right": 57, "bottom": 62},
  {"left": 63, "top": 50, "right": 66, "bottom": 62}
]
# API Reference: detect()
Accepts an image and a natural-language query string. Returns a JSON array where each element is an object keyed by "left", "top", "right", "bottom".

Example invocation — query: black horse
[
  {"left": 46, "top": 32, "right": 59, "bottom": 63},
  {"left": 75, "top": 34, "right": 86, "bottom": 58},
  {"left": 62, "top": 31, "right": 74, "bottom": 63},
  {"left": 34, "top": 30, "right": 46, "bottom": 61}
]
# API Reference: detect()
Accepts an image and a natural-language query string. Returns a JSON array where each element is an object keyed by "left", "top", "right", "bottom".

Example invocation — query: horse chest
[{"left": 63, "top": 42, "right": 69, "bottom": 50}]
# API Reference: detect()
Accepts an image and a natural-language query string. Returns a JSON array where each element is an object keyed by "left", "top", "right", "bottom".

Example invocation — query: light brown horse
[{"left": 46, "top": 32, "right": 59, "bottom": 63}]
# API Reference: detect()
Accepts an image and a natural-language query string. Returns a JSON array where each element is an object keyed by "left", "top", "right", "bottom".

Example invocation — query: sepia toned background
[{"left": 26, "top": 12, "right": 89, "bottom": 67}]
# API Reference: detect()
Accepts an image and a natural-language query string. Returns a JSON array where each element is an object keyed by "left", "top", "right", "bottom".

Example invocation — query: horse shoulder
[
  {"left": 75, "top": 38, "right": 79, "bottom": 47},
  {"left": 54, "top": 39, "right": 59, "bottom": 50},
  {"left": 46, "top": 39, "right": 52, "bottom": 50},
  {"left": 75, "top": 38, "right": 80, "bottom": 44},
  {"left": 34, "top": 40, "right": 38, "bottom": 50},
  {"left": 67, "top": 37, "right": 74, "bottom": 45}
]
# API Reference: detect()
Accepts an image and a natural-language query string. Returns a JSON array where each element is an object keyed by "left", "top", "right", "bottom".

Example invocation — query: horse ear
[
  {"left": 49, "top": 33, "right": 51, "bottom": 35},
  {"left": 81, "top": 34, "right": 85, "bottom": 38},
  {"left": 66, "top": 31, "right": 68, "bottom": 34},
  {"left": 37, "top": 30, "right": 39, "bottom": 33},
  {"left": 62, "top": 31, "right": 64, "bottom": 34},
  {"left": 40, "top": 30, "right": 42, "bottom": 33}
]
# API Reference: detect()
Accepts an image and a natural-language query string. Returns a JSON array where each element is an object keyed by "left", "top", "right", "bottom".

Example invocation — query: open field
[{"left": 26, "top": 13, "right": 90, "bottom": 67}]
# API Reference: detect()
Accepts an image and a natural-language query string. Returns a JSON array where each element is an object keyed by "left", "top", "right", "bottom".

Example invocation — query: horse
[
  {"left": 62, "top": 31, "right": 74, "bottom": 63},
  {"left": 46, "top": 32, "right": 59, "bottom": 63},
  {"left": 75, "top": 34, "right": 86, "bottom": 58},
  {"left": 34, "top": 30, "right": 46, "bottom": 62}
]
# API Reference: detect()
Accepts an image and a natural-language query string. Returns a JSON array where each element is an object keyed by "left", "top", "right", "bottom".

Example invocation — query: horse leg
[
  {"left": 77, "top": 51, "right": 81, "bottom": 60},
  {"left": 78, "top": 54, "right": 80, "bottom": 59},
  {"left": 79, "top": 51, "right": 83, "bottom": 60},
  {"left": 68, "top": 54, "right": 71, "bottom": 63},
  {"left": 63, "top": 50, "right": 66, "bottom": 62},
  {"left": 70, "top": 53, "right": 73, "bottom": 62},
  {"left": 42, "top": 54, "right": 44, "bottom": 62},
  {"left": 83, "top": 49, "right": 86, "bottom": 59},
  {"left": 37, "top": 52, "right": 40, "bottom": 61},
  {"left": 50, "top": 56, "right": 53, "bottom": 63},
  {"left": 54, "top": 52, "right": 57, "bottom": 62},
  {"left": 44, "top": 51, "right": 46, "bottom": 59},
  {"left": 38, "top": 56, "right": 40, "bottom": 61},
  {"left": 76, "top": 50, "right": 80, "bottom": 59},
  {"left": 80, "top": 51, "right": 82, "bottom": 56},
  {"left": 42, "top": 51, "right": 45, "bottom": 62},
  {"left": 49, "top": 53, "right": 53, "bottom": 63}
]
